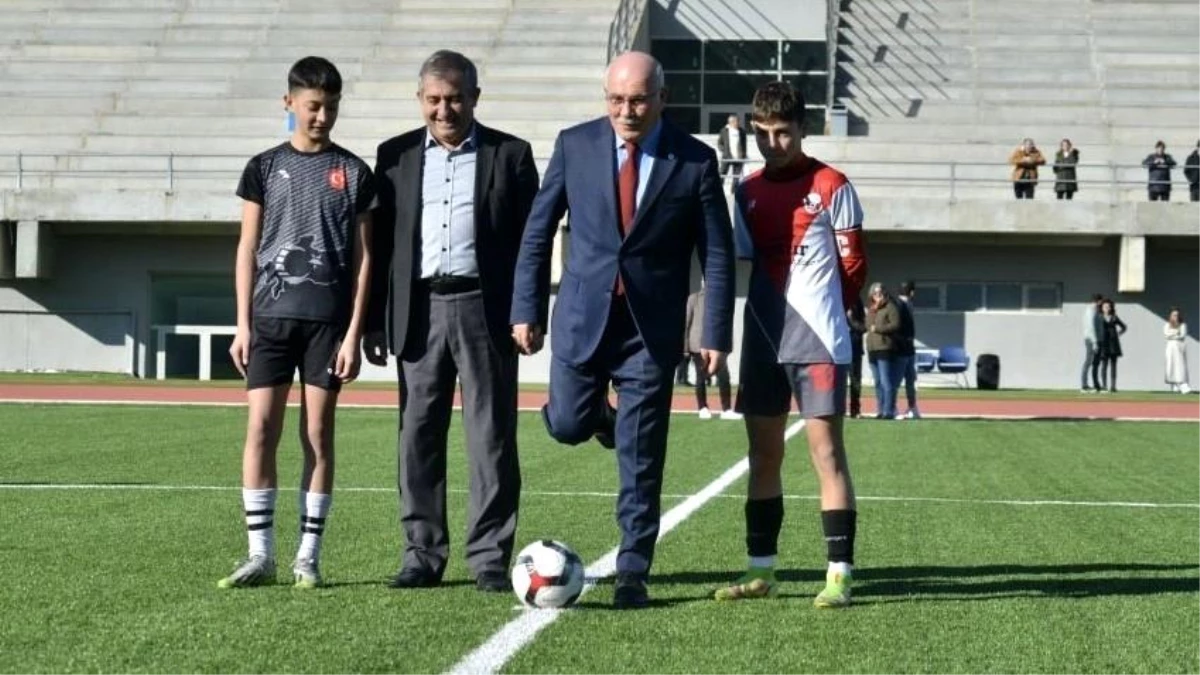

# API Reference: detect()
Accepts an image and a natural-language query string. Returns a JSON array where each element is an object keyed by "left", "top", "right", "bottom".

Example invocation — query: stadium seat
[
  {"left": 936, "top": 346, "right": 971, "bottom": 388},
  {"left": 915, "top": 349, "right": 938, "bottom": 373}
]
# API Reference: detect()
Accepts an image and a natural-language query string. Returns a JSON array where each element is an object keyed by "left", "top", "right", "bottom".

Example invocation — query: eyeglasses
[{"left": 605, "top": 91, "right": 659, "bottom": 110}]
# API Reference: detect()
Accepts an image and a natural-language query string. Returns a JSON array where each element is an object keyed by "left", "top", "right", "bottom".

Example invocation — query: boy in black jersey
[{"left": 219, "top": 56, "right": 374, "bottom": 589}]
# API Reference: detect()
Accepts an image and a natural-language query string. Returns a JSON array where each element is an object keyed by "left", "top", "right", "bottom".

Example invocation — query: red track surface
[{"left": 0, "top": 383, "right": 1196, "bottom": 420}]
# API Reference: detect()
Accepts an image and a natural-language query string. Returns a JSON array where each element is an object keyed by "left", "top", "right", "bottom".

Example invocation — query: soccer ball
[{"left": 511, "top": 539, "right": 586, "bottom": 609}]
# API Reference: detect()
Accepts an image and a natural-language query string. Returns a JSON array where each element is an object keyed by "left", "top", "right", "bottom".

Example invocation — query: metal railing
[
  {"left": 0, "top": 153, "right": 1196, "bottom": 202},
  {"left": 607, "top": 0, "right": 647, "bottom": 62}
]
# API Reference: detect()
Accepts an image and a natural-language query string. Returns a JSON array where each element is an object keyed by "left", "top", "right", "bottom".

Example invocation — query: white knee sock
[
  {"left": 296, "top": 491, "right": 332, "bottom": 563},
  {"left": 242, "top": 488, "right": 277, "bottom": 560}
]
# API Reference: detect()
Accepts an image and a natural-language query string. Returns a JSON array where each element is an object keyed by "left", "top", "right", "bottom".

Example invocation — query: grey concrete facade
[{"left": 1, "top": 224, "right": 1195, "bottom": 392}]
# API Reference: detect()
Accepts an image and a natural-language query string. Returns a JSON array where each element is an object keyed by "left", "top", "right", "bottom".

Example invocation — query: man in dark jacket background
[
  {"left": 1142, "top": 140, "right": 1177, "bottom": 201},
  {"left": 1184, "top": 141, "right": 1199, "bottom": 203}
]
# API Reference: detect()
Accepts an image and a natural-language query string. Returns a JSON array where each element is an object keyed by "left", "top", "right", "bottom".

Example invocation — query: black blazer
[{"left": 367, "top": 123, "right": 540, "bottom": 356}]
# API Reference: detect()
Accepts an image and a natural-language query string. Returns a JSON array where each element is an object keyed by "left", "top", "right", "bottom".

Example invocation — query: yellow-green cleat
[
  {"left": 813, "top": 569, "right": 852, "bottom": 608},
  {"left": 292, "top": 558, "right": 324, "bottom": 589},
  {"left": 217, "top": 556, "right": 276, "bottom": 589},
  {"left": 714, "top": 567, "right": 778, "bottom": 601}
]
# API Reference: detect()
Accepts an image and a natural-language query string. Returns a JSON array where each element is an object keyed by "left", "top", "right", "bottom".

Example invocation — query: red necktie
[
  {"left": 615, "top": 141, "right": 639, "bottom": 295},
  {"left": 619, "top": 141, "right": 639, "bottom": 237}
]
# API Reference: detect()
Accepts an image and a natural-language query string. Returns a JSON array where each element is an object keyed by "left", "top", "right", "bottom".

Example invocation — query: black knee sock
[
  {"left": 821, "top": 509, "right": 857, "bottom": 564},
  {"left": 745, "top": 496, "right": 784, "bottom": 557}
]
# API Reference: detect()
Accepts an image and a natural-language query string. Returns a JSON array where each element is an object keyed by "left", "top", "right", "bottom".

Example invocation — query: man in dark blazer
[
  {"left": 510, "top": 51, "right": 735, "bottom": 609},
  {"left": 364, "top": 50, "right": 539, "bottom": 593}
]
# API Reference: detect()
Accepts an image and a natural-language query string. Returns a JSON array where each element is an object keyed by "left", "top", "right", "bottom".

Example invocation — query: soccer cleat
[
  {"left": 698, "top": 407, "right": 713, "bottom": 420},
  {"left": 292, "top": 558, "right": 323, "bottom": 589},
  {"left": 713, "top": 567, "right": 778, "bottom": 601},
  {"left": 217, "top": 555, "right": 276, "bottom": 589},
  {"left": 813, "top": 569, "right": 852, "bottom": 608}
]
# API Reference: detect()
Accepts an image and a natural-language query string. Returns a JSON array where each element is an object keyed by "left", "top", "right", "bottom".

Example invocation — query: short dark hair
[
  {"left": 419, "top": 50, "right": 479, "bottom": 91},
  {"left": 1155, "top": 140, "right": 1166, "bottom": 149},
  {"left": 900, "top": 281, "right": 916, "bottom": 296},
  {"left": 751, "top": 81, "right": 805, "bottom": 126},
  {"left": 288, "top": 56, "right": 342, "bottom": 95}
]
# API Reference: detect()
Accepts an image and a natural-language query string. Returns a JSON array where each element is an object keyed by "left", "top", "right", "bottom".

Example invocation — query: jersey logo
[
  {"left": 327, "top": 167, "right": 347, "bottom": 191},
  {"left": 808, "top": 363, "right": 836, "bottom": 393},
  {"left": 277, "top": 169, "right": 290, "bottom": 179},
  {"left": 802, "top": 192, "right": 824, "bottom": 215},
  {"left": 266, "top": 235, "right": 337, "bottom": 300}
]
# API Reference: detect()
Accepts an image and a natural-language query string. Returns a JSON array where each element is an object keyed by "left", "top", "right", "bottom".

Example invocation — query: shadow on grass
[{"left": 647, "top": 563, "right": 1200, "bottom": 603}]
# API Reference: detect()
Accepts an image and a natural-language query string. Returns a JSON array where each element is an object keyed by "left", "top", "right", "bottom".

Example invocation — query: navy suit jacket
[{"left": 511, "top": 117, "right": 735, "bottom": 367}]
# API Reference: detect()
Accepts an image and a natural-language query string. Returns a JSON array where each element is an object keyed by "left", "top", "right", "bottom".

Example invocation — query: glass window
[
  {"left": 664, "top": 72, "right": 701, "bottom": 104},
  {"left": 985, "top": 283, "right": 1023, "bottom": 311},
  {"left": 652, "top": 39, "right": 702, "bottom": 71},
  {"left": 783, "top": 41, "right": 828, "bottom": 71},
  {"left": 786, "top": 74, "right": 827, "bottom": 105},
  {"left": 704, "top": 40, "right": 779, "bottom": 71},
  {"left": 804, "top": 108, "right": 826, "bottom": 135},
  {"left": 663, "top": 106, "right": 701, "bottom": 134},
  {"left": 1025, "top": 285, "right": 1061, "bottom": 310},
  {"left": 703, "top": 73, "right": 777, "bottom": 105},
  {"left": 945, "top": 283, "right": 983, "bottom": 312},
  {"left": 911, "top": 285, "right": 942, "bottom": 310}
]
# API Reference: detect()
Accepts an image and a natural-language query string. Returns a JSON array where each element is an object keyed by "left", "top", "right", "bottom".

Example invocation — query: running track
[{"left": 0, "top": 383, "right": 1196, "bottom": 420}]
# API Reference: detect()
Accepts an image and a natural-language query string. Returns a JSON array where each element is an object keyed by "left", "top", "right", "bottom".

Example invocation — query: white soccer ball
[{"left": 511, "top": 539, "right": 586, "bottom": 609}]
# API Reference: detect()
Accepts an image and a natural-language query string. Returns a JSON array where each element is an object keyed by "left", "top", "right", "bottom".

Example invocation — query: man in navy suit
[{"left": 511, "top": 51, "right": 735, "bottom": 609}]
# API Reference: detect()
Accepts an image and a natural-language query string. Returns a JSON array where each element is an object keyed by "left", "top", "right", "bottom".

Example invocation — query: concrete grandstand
[{"left": 0, "top": 0, "right": 1196, "bottom": 391}]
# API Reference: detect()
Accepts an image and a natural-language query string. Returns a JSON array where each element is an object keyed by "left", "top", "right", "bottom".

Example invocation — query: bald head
[{"left": 604, "top": 51, "right": 666, "bottom": 143}]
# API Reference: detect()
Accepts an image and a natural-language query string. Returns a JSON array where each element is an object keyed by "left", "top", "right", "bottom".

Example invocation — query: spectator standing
[
  {"left": 685, "top": 287, "right": 738, "bottom": 420},
  {"left": 1053, "top": 138, "right": 1079, "bottom": 200},
  {"left": 895, "top": 281, "right": 920, "bottom": 419},
  {"left": 846, "top": 295, "right": 866, "bottom": 418},
  {"left": 1081, "top": 293, "right": 1102, "bottom": 392},
  {"left": 1009, "top": 138, "right": 1046, "bottom": 199},
  {"left": 1184, "top": 141, "right": 1199, "bottom": 203},
  {"left": 865, "top": 282, "right": 901, "bottom": 419},
  {"left": 1142, "top": 141, "right": 1176, "bottom": 201},
  {"left": 717, "top": 114, "right": 747, "bottom": 188},
  {"left": 1164, "top": 308, "right": 1191, "bottom": 394},
  {"left": 1094, "top": 299, "right": 1126, "bottom": 393}
]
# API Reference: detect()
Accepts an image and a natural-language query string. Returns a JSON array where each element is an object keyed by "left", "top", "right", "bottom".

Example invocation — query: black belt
[{"left": 420, "top": 275, "right": 480, "bottom": 295}]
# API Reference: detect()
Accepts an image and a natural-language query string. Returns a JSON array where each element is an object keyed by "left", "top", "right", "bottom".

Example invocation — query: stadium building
[{"left": 0, "top": 0, "right": 1196, "bottom": 390}]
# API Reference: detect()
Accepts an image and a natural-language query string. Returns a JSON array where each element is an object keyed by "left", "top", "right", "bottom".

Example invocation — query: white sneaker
[
  {"left": 905, "top": 409, "right": 921, "bottom": 420},
  {"left": 719, "top": 410, "right": 743, "bottom": 421},
  {"left": 1181, "top": 384, "right": 1193, "bottom": 395},
  {"left": 698, "top": 407, "right": 713, "bottom": 420}
]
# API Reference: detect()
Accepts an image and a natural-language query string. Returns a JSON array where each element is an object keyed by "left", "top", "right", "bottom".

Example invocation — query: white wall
[{"left": 864, "top": 234, "right": 1200, "bottom": 391}]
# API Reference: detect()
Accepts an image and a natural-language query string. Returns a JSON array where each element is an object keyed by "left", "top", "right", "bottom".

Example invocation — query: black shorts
[
  {"left": 735, "top": 314, "right": 847, "bottom": 419},
  {"left": 246, "top": 317, "right": 344, "bottom": 391}
]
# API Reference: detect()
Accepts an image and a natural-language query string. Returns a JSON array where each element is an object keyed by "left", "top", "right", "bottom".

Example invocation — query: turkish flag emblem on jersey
[{"left": 327, "top": 167, "right": 347, "bottom": 191}]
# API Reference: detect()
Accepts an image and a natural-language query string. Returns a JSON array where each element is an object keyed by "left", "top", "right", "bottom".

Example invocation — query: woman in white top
[{"left": 1164, "top": 307, "right": 1191, "bottom": 394}]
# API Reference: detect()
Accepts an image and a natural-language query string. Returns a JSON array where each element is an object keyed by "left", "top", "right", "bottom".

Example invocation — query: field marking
[
  {"left": 442, "top": 418, "right": 806, "bottom": 675},
  {"left": 2, "top": 482, "right": 1196, "bottom": 510},
  {"left": 0, "top": 398, "right": 1194, "bottom": 423}
]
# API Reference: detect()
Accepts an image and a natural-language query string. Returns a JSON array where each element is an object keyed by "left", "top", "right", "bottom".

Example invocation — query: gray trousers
[{"left": 397, "top": 288, "right": 520, "bottom": 578}]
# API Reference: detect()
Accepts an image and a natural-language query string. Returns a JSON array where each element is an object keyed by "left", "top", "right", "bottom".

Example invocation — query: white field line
[
  {"left": 0, "top": 398, "right": 1194, "bottom": 423},
  {"left": 2, "top": 482, "right": 1196, "bottom": 511},
  {"left": 441, "top": 418, "right": 807, "bottom": 675}
]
